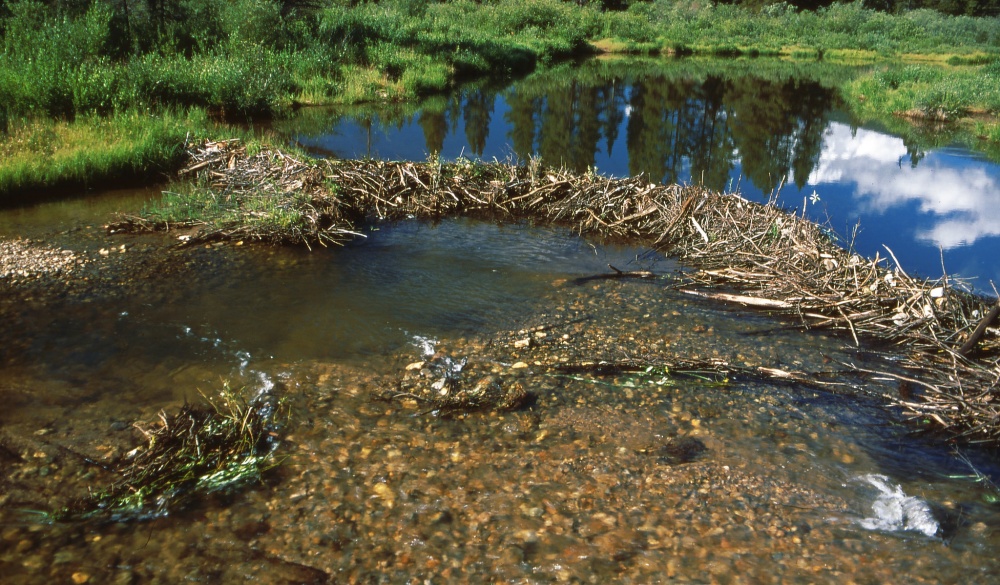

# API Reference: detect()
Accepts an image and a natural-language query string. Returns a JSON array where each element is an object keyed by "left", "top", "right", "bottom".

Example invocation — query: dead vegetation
[
  {"left": 58, "top": 384, "right": 285, "bottom": 522},
  {"left": 113, "top": 140, "right": 1000, "bottom": 444}
]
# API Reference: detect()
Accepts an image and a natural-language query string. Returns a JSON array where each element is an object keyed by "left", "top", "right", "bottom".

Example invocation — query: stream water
[
  {"left": 3, "top": 59, "right": 1000, "bottom": 583},
  {"left": 289, "top": 58, "right": 1000, "bottom": 292}
]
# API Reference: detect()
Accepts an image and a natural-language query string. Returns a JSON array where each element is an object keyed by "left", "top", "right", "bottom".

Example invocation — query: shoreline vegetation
[
  {"left": 1, "top": 0, "right": 999, "bottom": 200},
  {"left": 113, "top": 140, "right": 1000, "bottom": 445}
]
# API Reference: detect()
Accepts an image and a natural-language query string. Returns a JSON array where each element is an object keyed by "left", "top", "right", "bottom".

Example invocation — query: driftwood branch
[
  {"left": 957, "top": 301, "right": 1000, "bottom": 356},
  {"left": 679, "top": 288, "right": 793, "bottom": 309}
]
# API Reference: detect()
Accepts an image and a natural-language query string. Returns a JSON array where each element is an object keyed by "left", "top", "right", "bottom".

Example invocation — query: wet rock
[
  {"left": 0, "top": 440, "right": 23, "bottom": 464},
  {"left": 384, "top": 355, "right": 529, "bottom": 412},
  {"left": 545, "top": 406, "right": 677, "bottom": 452},
  {"left": 233, "top": 520, "right": 270, "bottom": 541},
  {"left": 592, "top": 528, "right": 646, "bottom": 562},
  {"left": 653, "top": 437, "right": 708, "bottom": 465},
  {"left": 0, "top": 239, "right": 87, "bottom": 282}
]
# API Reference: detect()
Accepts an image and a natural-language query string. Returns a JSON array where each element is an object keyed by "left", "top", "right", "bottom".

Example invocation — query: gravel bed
[
  {"left": 3, "top": 274, "right": 999, "bottom": 584},
  {"left": 0, "top": 239, "right": 88, "bottom": 283}
]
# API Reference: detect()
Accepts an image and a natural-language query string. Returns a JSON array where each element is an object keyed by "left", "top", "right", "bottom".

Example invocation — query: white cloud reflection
[{"left": 808, "top": 123, "right": 1000, "bottom": 249}]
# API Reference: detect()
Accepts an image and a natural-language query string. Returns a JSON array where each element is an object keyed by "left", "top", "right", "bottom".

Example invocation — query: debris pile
[{"left": 113, "top": 141, "right": 1000, "bottom": 443}]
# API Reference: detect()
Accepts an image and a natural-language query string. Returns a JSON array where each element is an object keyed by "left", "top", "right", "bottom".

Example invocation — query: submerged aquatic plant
[{"left": 59, "top": 383, "right": 286, "bottom": 523}]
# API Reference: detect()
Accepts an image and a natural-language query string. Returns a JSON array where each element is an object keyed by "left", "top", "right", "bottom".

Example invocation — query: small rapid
[{"left": 856, "top": 474, "right": 940, "bottom": 538}]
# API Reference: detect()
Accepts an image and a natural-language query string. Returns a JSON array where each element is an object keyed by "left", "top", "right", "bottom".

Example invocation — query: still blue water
[{"left": 291, "top": 69, "right": 1000, "bottom": 292}]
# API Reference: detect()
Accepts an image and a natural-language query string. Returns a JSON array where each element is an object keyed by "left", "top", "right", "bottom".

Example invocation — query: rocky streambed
[{"left": 2, "top": 220, "right": 1000, "bottom": 583}]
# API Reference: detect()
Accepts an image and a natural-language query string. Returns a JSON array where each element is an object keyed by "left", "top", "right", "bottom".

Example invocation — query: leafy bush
[{"left": 601, "top": 8, "right": 659, "bottom": 42}]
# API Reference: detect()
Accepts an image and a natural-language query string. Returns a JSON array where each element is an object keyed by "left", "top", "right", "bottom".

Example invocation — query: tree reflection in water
[
  {"left": 282, "top": 60, "right": 1000, "bottom": 286},
  {"left": 405, "top": 65, "right": 838, "bottom": 195}
]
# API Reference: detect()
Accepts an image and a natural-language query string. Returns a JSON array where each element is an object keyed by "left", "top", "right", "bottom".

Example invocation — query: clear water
[
  {"left": 4, "top": 216, "right": 1000, "bottom": 582},
  {"left": 0, "top": 186, "right": 159, "bottom": 238},
  {"left": 4, "top": 60, "right": 1000, "bottom": 583},
  {"left": 290, "top": 60, "right": 1000, "bottom": 291},
  {"left": 115, "top": 219, "right": 667, "bottom": 362},
  {"left": 0, "top": 216, "right": 666, "bottom": 423}
]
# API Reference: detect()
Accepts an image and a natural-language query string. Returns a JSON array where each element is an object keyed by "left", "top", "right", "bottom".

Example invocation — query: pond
[
  {"left": 289, "top": 58, "right": 1000, "bottom": 293},
  {"left": 2, "top": 58, "right": 1000, "bottom": 583}
]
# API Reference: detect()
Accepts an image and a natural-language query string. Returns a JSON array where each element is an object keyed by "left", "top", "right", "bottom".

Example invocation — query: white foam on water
[
  {"left": 254, "top": 370, "right": 275, "bottom": 393},
  {"left": 411, "top": 335, "right": 438, "bottom": 357},
  {"left": 235, "top": 350, "right": 252, "bottom": 373},
  {"left": 856, "top": 474, "right": 939, "bottom": 538}
]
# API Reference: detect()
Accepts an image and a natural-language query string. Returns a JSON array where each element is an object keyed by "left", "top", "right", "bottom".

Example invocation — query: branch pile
[{"left": 114, "top": 141, "right": 1000, "bottom": 444}]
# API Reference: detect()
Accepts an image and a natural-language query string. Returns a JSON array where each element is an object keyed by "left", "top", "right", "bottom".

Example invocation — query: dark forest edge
[{"left": 0, "top": 0, "right": 998, "bottom": 201}]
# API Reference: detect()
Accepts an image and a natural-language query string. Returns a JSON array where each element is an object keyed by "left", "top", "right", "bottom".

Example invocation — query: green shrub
[
  {"left": 601, "top": 9, "right": 658, "bottom": 43},
  {"left": 1, "top": 0, "right": 114, "bottom": 116},
  {"left": 220, "top": 0, "right": 285, "bottom": 50}
]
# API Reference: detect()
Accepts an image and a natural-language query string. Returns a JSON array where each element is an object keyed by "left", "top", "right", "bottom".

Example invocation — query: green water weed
[{"left": 56, "top": 382, "right": 286, "bottom": 523}]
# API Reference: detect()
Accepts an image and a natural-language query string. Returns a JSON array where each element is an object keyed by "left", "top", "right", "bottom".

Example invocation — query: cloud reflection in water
[{"left": 809, "top": 123, "right": 1000, "bottom": 251}]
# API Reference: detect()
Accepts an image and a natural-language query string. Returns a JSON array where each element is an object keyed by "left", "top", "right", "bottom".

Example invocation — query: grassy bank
[
  {"left": 628, "top": 2, "right": 1000, "bottom": 57},
  {"left": 1, "top": 0, "right": 998, "bottom": 199},
  {"left": 3, "top": 1, "right": 996, "bottom": 117},
  {"left": 616, "top": 3, "right": 1000, "bottom": 141},
  {"left": 840, "top": 59, "right": 1000, "bottom": 145},
  {"left": 0, "top": 0, "right": 602, "bottom": 119},
  {"left": 0, "top": 109, "right": 208, "bottom": 204}
]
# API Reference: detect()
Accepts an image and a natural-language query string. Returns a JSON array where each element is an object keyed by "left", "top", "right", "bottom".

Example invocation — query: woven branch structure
[{"left": 115, "top": 140, "right": 1000, "bottom": 444}]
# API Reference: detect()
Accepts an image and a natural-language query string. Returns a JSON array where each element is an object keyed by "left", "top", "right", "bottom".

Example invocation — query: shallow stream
[
  {"left": 3, "top": 212, "right": 1000, "bottom": 583},
  {"left": 3, "top": 58, "right": 1000, "bottom": 583}
]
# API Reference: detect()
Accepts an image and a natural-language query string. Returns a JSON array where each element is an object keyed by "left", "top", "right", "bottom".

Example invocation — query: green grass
[
  {"left": 636, "top": 2, "right": 1000, "bottom": 58},
  {"left": 1, "top": 0, "right": 999, "bottom": 200},
  {"left": 2, "top": 1, "right": 998, "bottom": 121},
  {"left": 0, "top": 110, "right": 202, "bottom": 202},
  {"left": 142, "top": 184, "right": 313, "bottom": 234},
  {"left": 842, "top": 61, "right": 1000, "bottom": 126}
]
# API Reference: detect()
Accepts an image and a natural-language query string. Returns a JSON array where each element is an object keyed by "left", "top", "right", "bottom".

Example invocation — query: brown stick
[
  {"left": 957, "top": 302, "right": 1000, "bottom": 356},
  {"left": 607, "top": 264, "right": 656, "bottom": 279}
]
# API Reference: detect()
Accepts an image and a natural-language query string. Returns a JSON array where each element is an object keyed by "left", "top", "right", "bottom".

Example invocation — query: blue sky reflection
[
  {"left": 796, "top": 123, "right": 1000, "bottom": 287},
  {"left": 293, "top": 99, "right": 1000, "bottom": 290}
]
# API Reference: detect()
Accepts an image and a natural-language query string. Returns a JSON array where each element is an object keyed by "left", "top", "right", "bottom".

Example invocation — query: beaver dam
[{"left": 113, "top": 140, "right": 1000, "bottom": 446}]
